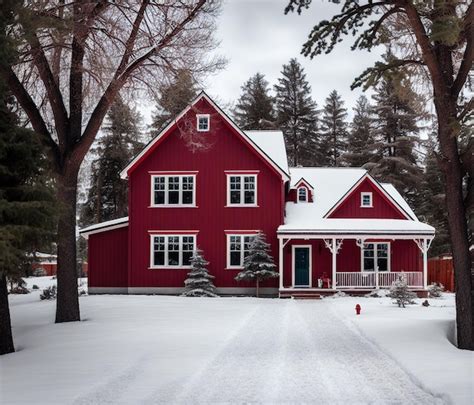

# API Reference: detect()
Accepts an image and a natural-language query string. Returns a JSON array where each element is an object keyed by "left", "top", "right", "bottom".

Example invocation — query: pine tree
[
  {"left": 0, "top": 85, "right": 56, "bottom": 355},
  {"left": 418, "top": 134, "right": 451, "bottom": 256},
  {"left": 366, "top": 64, "right": 423, "bottom": 206},
  {"left": 81, "top": 97, "right": 143, "bottom": 225},
  {"left": 234, "top": 233, "right": 279, "bottom": 298},
  {"left": 234, "top": 73, "right": 275, "bottom": 130},
  {"left": 389, "top": 275, "right": 417, "bottom": 308},
  {"left": 319, "top": 90, "right": 348, "bottom": 166},
  {"left": 343, "top": 95, "right": 375, "bottom": 167},
  {"left": 182, "top": 250, "right": 217, "bottom": 297},
  {"left": 274, "top": 58, "right": 321, "bottom": 167},
  {"left": 151, "top": 69, "right": 198, "bottom": 133}
]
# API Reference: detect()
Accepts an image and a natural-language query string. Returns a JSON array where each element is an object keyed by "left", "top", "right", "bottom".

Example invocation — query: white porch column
[
  {"left": 279, "top": 237, "right": 284, "bottom": 290},
  {"left": 423, "top": 238, "right": 428, "bottom": 289},
  {"left": 332, "top": 238, "right": 337, "bottom": 289}
]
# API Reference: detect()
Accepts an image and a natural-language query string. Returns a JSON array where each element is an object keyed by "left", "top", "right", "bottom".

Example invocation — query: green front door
[{"left": 294, "top": 247, "right": 310, "bottom": 287}]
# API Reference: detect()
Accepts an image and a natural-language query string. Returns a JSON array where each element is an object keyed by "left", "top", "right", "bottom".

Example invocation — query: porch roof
[{"left": 277, "top": 218, "right": 435, "bottom": 237}]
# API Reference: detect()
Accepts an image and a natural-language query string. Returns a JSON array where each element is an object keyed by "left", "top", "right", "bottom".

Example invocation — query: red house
[{"left": 80, "top": 92, "right": 435, "bottom": 296}]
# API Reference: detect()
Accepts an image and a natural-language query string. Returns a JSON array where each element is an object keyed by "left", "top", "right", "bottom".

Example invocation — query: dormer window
[
  {"left": 196, "top": 114, "right": 210, "bottom": 132},
  {"left": 298, "top": 187, "right": 308, "bottom": 202},
  {"left": 361, "top": 192, "right": 373, "bottom": 208}
]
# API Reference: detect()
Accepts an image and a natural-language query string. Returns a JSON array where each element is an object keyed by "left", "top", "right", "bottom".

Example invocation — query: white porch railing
[{"left": 336, "top": 272, "right": 423, "bottom": 289}]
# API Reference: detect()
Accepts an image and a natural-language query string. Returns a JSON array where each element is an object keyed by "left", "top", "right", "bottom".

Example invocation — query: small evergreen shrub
[
  {"left": 32, "top": 284, "right": 39, "bottom": 290},
  {"left": 8, "top": 278, "right": 29, "bottom": 294},
  {"left": 389, "top": 275, "right": 417, "bottom": 308},
  {"left": 182, "top": 250, "right": 217, "bottom": 297},
  {"left": 40, "top": 285, "right": 57, "bottom": 300},
  {"left": 428, "top": 282, "right": 444, "bottom": 298},
  {"left": 32, "top": 267, "right": 47, "bottom": 277}
]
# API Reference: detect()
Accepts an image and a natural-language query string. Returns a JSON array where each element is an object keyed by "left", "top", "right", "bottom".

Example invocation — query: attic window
[
  {"left": 361, "top": 192, "right": 373, "bottom": 208},
  {"left": 298, "top": 187, "right": 308, "bottom": 202},
  {"left": 196, "top": 114, "right": 210, "bottom": 132}
]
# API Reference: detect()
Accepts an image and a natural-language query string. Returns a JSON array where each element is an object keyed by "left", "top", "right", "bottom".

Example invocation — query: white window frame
[
  {"left": 360, "top": 242, "right": 391, "bottom": 272},
  {"left": 226, "top": 174, "right": 258, "bottom": 207},
  {"left": 149, "top": 234, "right": 196, "bottom": 269},
  {"left": 150, "top": 174, "right": 196, "bottom": 207},
  {"left": 297, "top": 187, "right": 308, "bottom": 203},
  {"left": 226, "top": 234, "right": 257, "bottom": 269},
  {"left": 196, "top": 114, "right": 210, "bottom": 132},
  {"left": 360, "top": 192, "right": 373, "bottom": 208}
]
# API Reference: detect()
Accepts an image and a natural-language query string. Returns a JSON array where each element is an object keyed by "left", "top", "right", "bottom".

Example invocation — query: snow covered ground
[{"left": 1, "top": 277, "right": 472, "bottom": 404}]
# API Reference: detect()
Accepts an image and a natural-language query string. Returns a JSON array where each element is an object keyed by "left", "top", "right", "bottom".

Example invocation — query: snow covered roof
[
  {"left": 245, "top": 130, "right": 289, "bottom": 175},
  {"left": 79, "top": 217, "right": 129, "bottom": 239},
  {"left": 280, "top": 168, "right": 433, "bottom": 236}
]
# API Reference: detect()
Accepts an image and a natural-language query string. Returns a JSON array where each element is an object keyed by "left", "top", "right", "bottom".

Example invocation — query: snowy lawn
[{"left": 1, "top": 277, "right": 472, "bottom": 404}]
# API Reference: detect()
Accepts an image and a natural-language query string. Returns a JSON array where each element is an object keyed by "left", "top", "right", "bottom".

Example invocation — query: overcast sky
[{"left": 140, "top": 0, "right": 385, "bottom": 124}]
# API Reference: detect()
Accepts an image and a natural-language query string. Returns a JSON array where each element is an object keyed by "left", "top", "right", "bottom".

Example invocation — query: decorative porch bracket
[
  {"left": 355, "top": 238, "right": 366, "bottom": 248},
  {"left": 323, "top": 239, "right": 343, "bottom": 254}
]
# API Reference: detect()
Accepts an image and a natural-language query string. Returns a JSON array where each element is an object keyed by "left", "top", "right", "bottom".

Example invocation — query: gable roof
[
  {"left": 279, "top": 167, "right": 432, "bottom": 235},
  {"left": 120, "top": 91, "right": 289, "bottom": 181},
  {"left": 79, "top": 217, "right": 129, "bottom": 239},
  {"left": 245, "top": 130, "right": 289, "bottom": 175},
  {"left": 292, "top": 177, "right": 315, "bottom": 190},
  {"left": 324, "top": 172, "right": 414, "bottom": 220}
]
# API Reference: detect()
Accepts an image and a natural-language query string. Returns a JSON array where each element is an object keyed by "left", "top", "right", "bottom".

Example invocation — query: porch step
[{"left": 288, "top": 293, "right": 323, "bottom": 300}]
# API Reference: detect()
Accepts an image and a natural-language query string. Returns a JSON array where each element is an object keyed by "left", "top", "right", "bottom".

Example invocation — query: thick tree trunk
[
  {"left": 437, "top": 104, "right": 473, "bottom": 350},
  {"left": 0, "top": 274, "right": 15, "bottom": 355},
  {"left": 55, "top": 169, "right": 81, "bottom": 323}
]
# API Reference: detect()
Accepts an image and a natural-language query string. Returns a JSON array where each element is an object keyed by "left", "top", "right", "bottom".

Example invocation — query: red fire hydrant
[{"left": 355, "top": 304, "right": 361, "bottom": 315}]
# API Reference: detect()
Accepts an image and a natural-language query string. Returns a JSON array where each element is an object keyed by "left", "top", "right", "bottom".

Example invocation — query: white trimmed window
[
  {"left": 196, "top": 114, "right": 210, "bottom": 132},
  {"left": 362, "top": 242, "right": 390, "bottom": 272},
  {"left": 150, "top": 234, "right": 196, "bottom": 268},
  {"left": 298, "top": 187, "right": 308, "bottom": 202},
  {"left": 227, "top": 234, "right": 256, "bottom": 268},
  {"left": 361, "top": 192, "right": 373, "bottom": 207},
  {"left": 151, "top": 175, "right": 196, "bottom": 206},
  {"left": 227, "top": 175, "right": 257, "bottom": 206}
]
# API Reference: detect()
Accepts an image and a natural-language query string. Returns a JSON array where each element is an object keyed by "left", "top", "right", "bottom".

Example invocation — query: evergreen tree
[
  {"left": 366, "top": 66, "right": 423, "bottom": 206},
  {"left": 0, "top": 86, "right": 56, "bottom": 355},
  {"left": 389, "top": 275, "right": 417, "bottom": 308},
  {"left": 235, "top": 233, "right": 279, "bottom": 297},
  {"left": 151, "top": 69, "right": 198, "bottom": 133},
  {"left": 182, "top": 250, "right": 217, "bottom": 297},
  {"left": 81, "top": 98, "right": 143, "bottom": 225},
  {"left": 343, "top": 95, "right": 375, "bottom": 167},
  {"left": 234, "top": 73, "right": 275, "bottom": 130},
  {"left": 274, "top": 58, "right": 321, "bottom": 167},
  {"left": 319, "top": 90, "right": 348, "bottom": 166},
  {"left": 418, "top": 135, "right": 451, "bottom": 256}
]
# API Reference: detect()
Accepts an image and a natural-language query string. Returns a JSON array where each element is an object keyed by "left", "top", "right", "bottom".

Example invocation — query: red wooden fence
[{"left": 428, "top": 258, "right": 455, "bottom": 291}]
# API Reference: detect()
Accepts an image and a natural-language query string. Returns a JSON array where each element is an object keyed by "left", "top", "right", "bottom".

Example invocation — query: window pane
[
  {"left": 182, "top": 191, "right": 193, "bottom": 204},
  {"left": 182, "top": 251, "right": 193, "bottom": 266},
  {"left": 377, "top": 244, "right": 388, "bottom": 257},
  {"left": 230, "top": 190, "right": 241, "bottom": 204},
  {"left": 168, "top": 191, "right": 179, "bottom": 204},
  {"left": 364, "top": 258, "right": 375, "bottom": 271},
  {"left": 244, "top": 191, "right": 255, "bottom": 204},
  {"left": 198, "top": 116, "right": 209, "bottom": 130},
  {"left": 168, "top": 252, "right": 179, "bottom": 266},
  {"left": 154, "top": 191, "right": 165, "bottom": 205},
  {"left": 230, "top": 176, "right": 240, "bottom": 190},
  {"left": 377, "top": 258, "right": 388, "bottom": 272},
  {"left": 154, "top": 252, "right": 164, "bottom": 266},
  {"left": 153, "top": 236, "right": 165, "bottom": 266},
  {"left": 230, "top": 251, "right": 241, "bottom": 266}
]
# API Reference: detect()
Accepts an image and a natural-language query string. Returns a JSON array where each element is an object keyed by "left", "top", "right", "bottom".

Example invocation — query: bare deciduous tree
[{"left": 1, "top": 0, "right": 224, "bottom": 323}]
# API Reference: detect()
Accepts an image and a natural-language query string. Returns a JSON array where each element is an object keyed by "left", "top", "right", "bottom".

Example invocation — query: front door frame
[{"left": 292, "top": 245, "right": 312, "bottom": 287}]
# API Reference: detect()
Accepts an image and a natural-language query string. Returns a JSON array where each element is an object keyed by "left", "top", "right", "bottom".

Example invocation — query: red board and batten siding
[
  {"left": 127, "top": 98, "right": 284, "bottom": 290},
  {"left": 88, "top": 226, "right": 128, "bottom": 288},
  {"left": 328, "top": 177, "right": 406, "bottom": 219},
  {"left": 281, "top": 239, "right": 422, "bottom": 288}
]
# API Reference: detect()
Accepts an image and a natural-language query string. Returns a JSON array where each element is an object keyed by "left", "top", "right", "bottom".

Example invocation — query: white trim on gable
[
  {"left": 120, "top": 91, "right": 290, "bottom": 181},
  {"left": 323, "top": 173, "right": 414, "bottom": 220}
]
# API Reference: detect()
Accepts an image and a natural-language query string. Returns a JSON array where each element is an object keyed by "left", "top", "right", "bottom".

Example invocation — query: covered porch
[{"left": 277, "top": 232, "right": 434, "bottom": 296}]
